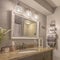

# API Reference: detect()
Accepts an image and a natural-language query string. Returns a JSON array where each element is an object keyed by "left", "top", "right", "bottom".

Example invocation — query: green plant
[{"left": 0, "top": 27, "right": 11, "bottom": 43}]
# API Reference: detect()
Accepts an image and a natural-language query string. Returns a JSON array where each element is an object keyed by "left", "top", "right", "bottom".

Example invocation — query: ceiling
[
  {"left": 45, "top": 0, "right": 60, "bottom": 7},
  {"left": 45, "top": 0, "right": 56, "bottom": 8},
  {"left": 19, "top": 0, "right": 54, "bottom": 15},
  {"left": 51, "top": 0, "right": 60, "bottom": 6},
  {"left": 10, "top": 0, "right": 60, "bottom": 15}
]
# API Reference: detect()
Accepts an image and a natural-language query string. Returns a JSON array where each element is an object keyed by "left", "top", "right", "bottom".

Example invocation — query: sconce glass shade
[
  {"left": 15, "top": 5, "right": 24, "bottom": 14},
  {"left": 34, "top": 14, "right": 39, "bottom": 20},
  {"left": 25, "top": 10, "right": 32, "bottom": 18}
]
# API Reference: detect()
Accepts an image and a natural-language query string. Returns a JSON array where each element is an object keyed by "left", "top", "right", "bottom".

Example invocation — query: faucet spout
[{"left": 21, "top": 43, "right": 26, "bottom": 49}]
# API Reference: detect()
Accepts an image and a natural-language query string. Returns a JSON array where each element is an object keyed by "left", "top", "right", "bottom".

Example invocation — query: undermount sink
[{"left": 18, "top": 50, "right": 37, "bottom": 53}]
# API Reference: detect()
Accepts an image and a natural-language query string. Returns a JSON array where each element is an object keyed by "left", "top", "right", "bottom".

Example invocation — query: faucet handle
[{"left": 21, "top": 43, "right": 26, "bottom": 49}]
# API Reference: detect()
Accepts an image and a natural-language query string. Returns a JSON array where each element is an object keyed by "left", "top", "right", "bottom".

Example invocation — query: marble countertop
[{"left": 0, "top": 48, "right": 53, "bottom": 60}]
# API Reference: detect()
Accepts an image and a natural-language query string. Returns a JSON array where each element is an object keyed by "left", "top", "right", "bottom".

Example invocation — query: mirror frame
[{"left": 11, "top": 11, "right": 39, "bottom": 39}]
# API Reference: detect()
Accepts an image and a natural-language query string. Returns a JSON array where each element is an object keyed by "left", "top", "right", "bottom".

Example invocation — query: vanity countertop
[{"left": 0, "top": 48, "right": 53, "bottom": 60}]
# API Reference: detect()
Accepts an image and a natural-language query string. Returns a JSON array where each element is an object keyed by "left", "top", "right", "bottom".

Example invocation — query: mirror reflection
[{"left": 12, "top": 15, "right": 37, "bottom": 37}]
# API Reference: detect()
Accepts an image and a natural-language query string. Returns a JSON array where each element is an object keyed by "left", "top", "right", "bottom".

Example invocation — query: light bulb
[
  {"left": 15, "top": 5, "right": 24, "bottom": 13},
  {"left": 26, "top": 10, "right": 32, "bottom": 17},
  {"left": 34, "top": 14, "right": 39, "bottom": 20}
]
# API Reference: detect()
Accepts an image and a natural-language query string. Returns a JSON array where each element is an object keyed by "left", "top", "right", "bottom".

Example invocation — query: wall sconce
[
  {"left": 15, "top": 5, "right": 24, "bottom": 13},
  {"left": 14, "top": 1, "right": 24, "bottom": 14},
  {"left": 34, "top": 14, "right": 39, "bottom": 20},
  {"left": 26, "top": 10, "right": 32, "bottom": 18},
  {"left": 14, "top": 1, "right": 39, "bottom": 21}
]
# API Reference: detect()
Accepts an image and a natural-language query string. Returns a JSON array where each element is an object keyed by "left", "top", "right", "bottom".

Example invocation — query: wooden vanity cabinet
[
  {"left": 11, "top": 50, "right": 53, "bottom": 60},
  {"left": 43, "top": 50, "right": 53, "bottom": 60},
  {"left": 33, "top": 50, "right": 53, "bottom": 60},
  {"left": 45, "top": 50, "right": 53, "bottom": 60},
  {"left": 18, "top": 54, "right": 43, "bottom": 60}
]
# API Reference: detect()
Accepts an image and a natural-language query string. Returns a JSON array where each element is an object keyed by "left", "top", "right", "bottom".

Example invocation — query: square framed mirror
[{"left": 11, "top": 11, "right": 39, "bottom": 39}]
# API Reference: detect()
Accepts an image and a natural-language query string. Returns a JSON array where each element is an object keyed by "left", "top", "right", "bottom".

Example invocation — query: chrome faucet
[{"left": 21, "top": 43, "right": 26, "bottom": 49}]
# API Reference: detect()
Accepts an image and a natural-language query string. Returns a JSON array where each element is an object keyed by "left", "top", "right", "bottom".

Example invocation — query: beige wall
[
  {"left": 0, "top": 0, "right": 46, "bottom": 48},
  {"left": 0, "top": 0, "right": 15, "bottom": 48},
  {"left": 47, "top": 7, "right": 60, "bottom": 60}
]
